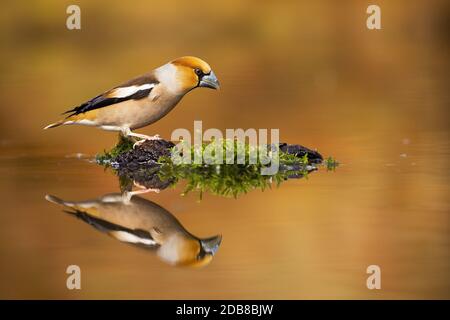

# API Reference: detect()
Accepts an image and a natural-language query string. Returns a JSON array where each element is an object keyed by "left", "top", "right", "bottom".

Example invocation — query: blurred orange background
[{"left": 0, "top": 1, "right": 448, "bottom": 299}]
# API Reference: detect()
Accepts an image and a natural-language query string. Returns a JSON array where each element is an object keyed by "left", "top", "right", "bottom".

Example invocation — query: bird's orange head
[{"left": 167, "top": 56, "right": 220, "bottom": 93}]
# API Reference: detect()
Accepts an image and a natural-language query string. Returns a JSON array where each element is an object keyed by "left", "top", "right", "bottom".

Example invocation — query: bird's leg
[
  {"left": 121, "top": 181, "right": 160, "bottom": 204},
  {"left": 121, "top": 128, "right": 161, "bottom": 148},
  {"left": 132, "top": 134, "right": 161, "bottom": 148}
]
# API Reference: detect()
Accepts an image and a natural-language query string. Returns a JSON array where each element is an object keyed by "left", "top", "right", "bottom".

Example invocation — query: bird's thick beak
[
  {"left": 200, "top": 234, "right": 222, "bottom": 256},
  {"left": 199, "top": 70, "right": 220, "bottom": 90}
]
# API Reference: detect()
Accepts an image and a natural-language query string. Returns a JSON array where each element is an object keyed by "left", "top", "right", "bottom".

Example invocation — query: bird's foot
[
  {"left": 147, "top": 134, "right": 162, "bottom": 141},
  {"left": 122, "top": 186, "right": 161, "bottom": 203},
  {"left": 133, "top": 139, "right": 146, "bottom": 149},
  {"left": 133, "top": 181, "right": 161, "bottom": 192},
  {"left": 132, "top": 135, "right": 162, "bottom": 149}
]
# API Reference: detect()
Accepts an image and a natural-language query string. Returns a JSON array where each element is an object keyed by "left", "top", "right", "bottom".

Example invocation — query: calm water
[{"left": 0, "top": 130, "right": 448, "bottom": 299}]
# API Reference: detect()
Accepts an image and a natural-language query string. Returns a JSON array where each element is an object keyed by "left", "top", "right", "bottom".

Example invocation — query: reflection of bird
[
  {"left": 45, "top": 193, "right": 221, "bottom": 267},
  {"left": 44, "top": 56, "right": 219, "bottom": 146}
]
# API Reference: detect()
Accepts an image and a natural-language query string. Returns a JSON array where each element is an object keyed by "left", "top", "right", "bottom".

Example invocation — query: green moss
[
  {"left": 157, "top": 139, "right": 312, "bottom": 198},
  {"left": 323, "top": 156, "right": 339, "bottom": 171},
  {"left": 96, "top": 137, "right": 338, "bottom": 198},
  {"left": 96, "top": 134, "right": 134, "bottom": 165}
]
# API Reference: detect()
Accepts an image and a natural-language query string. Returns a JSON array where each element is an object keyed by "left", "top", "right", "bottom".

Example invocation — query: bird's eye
[{"left": 194, "top": 68, "right": 203, "bottom": 77}]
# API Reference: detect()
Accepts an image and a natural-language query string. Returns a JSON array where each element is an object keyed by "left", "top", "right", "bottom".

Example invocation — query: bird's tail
[
  {"left": 46, "top": 194, "right": 84, "bottom": 210},
  {"left": 45, "top": 194, "right": 99, "bottom": 216},
  {"left": 43, "top": 120, "right": 65, "bottom": 130},
  {"left": 45, "top": 194, "right": 69, "bottom": 206},
  {"left": 45, "top": 194, "right": 81, "bottom": 209}
]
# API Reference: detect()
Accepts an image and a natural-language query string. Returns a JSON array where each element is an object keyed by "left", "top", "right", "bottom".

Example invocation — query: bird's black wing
[
  {"left": 66, "top": 209, "right": 158, "bottom": 249},
  {"left": 63, "top": 73, "right": 159, "bottom": 117}
]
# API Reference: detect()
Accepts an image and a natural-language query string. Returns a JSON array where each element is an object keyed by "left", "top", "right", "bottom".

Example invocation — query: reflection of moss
[
  {"left": 96, "top": 136, "right": 337, "bottom": 198},
  {"left": 157, "top": 139, "right": 313, "bottom": 198},
  {"left": 323, "top": 156, "right": 339, "bottom": 171},
  {"left": 158, "top": 160, "right": 310, "bottom": 199},
  {"left": 96, "top": 135, "right": 134, "bottom": 165}
]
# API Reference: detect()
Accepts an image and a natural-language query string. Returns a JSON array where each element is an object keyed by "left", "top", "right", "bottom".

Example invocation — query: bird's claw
[
  {"left": 122, "top": 187, "right": 161, "bottom": 203},
  {"left": 133, "top": 181, "right": 160, "bottom": 193},
  {"left": 133, "top": 139, "right": 147, "bottom": 149},
  {"left": 152, "top": 134, "right": 161, "bottom": 140},
  {"left": 132, "top": 135, "right": 162, "bottom": 149}
]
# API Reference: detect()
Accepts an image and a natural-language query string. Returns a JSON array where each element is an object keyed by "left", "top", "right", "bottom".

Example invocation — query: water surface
[{"left": 0, "top": 130, "right": 448, "bottom": 299}]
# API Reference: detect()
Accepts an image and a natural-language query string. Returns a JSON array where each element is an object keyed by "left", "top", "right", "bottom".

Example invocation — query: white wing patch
[
  {"left": 110, "top": 230, "right": 156, "bottom": 246},
  {"left": 109, "top": 84, "right": 155, "bottom": 98}
]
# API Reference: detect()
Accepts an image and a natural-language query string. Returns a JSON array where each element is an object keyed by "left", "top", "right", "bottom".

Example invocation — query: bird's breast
[{"left": 96, "top": 90, "right": 182, "bottom": 130}]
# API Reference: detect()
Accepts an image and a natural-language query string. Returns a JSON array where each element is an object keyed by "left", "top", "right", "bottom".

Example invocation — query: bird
[
  {"left": 44, "top": 56, "right": 220, "bottom": 146},
  {"left": 45, "top": 193, "right": 222, "bottom": 267}
]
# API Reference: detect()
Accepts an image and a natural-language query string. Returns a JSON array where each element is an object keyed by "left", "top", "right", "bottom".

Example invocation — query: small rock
[{"left": 278, "top": 143, "right": 323, "bottom": 164}]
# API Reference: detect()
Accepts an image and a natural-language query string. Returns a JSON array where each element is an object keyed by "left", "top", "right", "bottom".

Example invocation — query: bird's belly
[{"left": 96, "top": 95, "right": 181, "bottom": 130}]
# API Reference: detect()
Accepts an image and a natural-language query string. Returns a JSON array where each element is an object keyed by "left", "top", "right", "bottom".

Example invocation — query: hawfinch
[
  {"left": 44, "top": 56, "right": 219, "bottom": 145},
  {"left": 45, "top": 193, "right": 222, "bottom": 267}
]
